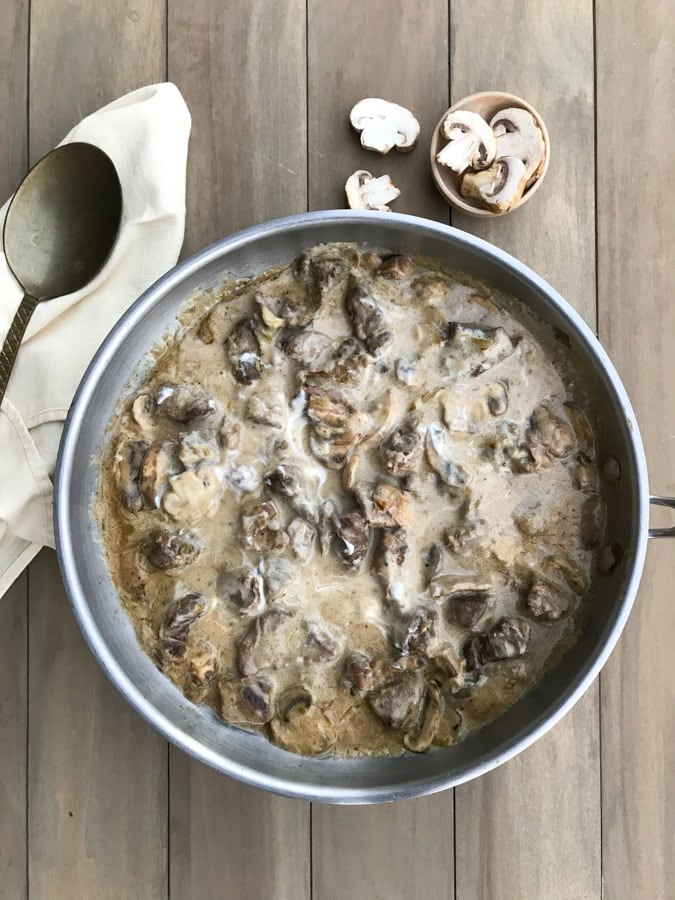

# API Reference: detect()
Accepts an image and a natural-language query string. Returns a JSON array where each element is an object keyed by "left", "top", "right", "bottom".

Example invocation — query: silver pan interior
[{"left": 54, "top": 211, "right": 649, "bottom": 803}]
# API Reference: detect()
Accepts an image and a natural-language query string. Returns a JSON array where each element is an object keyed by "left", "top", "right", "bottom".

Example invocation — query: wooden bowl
[{"left": 430, "top": 91, "right": 550, "bottom": 217}]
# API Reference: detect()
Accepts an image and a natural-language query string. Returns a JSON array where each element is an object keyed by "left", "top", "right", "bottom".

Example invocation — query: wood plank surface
[
  {"left": 0, "top": 574, "right": 27, "bottom": 899},
  {"left": 450, "top": 3, "right": 602, "bottom": 899},
  {"left": 0, "top": 4, "right": 29, "bottom": 896},
  {"left": 596, "top": 2, "right": 675, "bottom": 897},
  {"left": 167, "top": 4, "right": 311, "bottom": 898},
  {"left": 27, "top": 2, "right": 169, "bottom": 897},
  {"left": 307, "top": 4, "right": 455, "bottom": 897}
]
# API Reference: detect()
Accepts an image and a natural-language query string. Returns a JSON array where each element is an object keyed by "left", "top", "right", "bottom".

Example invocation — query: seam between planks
[{"left": 592, "top": 2, "right": 604, "bottom": 897}]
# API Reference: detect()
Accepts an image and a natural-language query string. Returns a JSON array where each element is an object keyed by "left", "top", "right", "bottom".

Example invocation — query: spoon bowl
[{"left": 0, "top": 142, "right": 122, "bottom": 403}]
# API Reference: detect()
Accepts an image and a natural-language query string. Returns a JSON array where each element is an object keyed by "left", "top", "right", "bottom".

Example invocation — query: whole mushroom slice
[
  {"left": 489, "top": 107, "right": 545, "bottom": 186},
  {"left": 154, "top": 382, "right": 217, "bottom": 424},
  {"left": 219, "top": 674, "right": 275, "bottom": 726},
  {"left": 436, "top": 110, "right": 497, "bottom": 174},
  {"left": 143, "top": 527, "right": 204, "bottom": 571},
  {"left": 268, "top": 687, "right": 337, "bottom": 756},
  {"left": 345, "top": 170, "right": 401, "bottom": 212},
  {"left": 160, "top": 593, "right": 207, "bottom": 659},
  {"left": 459, "top": 156, "right": 528, "bottom": 213},
  {"left": 350, "top": 98, "right": 420, "bottom": 154},
  {"left": 403, "top": 682, "right": 444, "bottom": 753}
]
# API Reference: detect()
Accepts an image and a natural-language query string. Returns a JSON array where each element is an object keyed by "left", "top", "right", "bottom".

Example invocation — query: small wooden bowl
[{"left": 430, "top": 91, "right": 550, "bottom": 217}]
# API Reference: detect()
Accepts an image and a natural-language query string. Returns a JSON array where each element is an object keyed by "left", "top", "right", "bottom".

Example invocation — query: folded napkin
[{"left": 0, "top": 83, "right": 191, "bottom": 598}]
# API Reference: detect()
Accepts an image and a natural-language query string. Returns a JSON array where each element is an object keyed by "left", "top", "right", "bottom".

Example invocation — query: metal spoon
[{"left": 0, "top": 142, "right": 122, "bottom": 406}]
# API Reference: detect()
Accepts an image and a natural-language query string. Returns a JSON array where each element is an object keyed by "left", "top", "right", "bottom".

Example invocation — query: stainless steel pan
[{"left": 54, "top": 211, "right": 674, "bottom": 804}]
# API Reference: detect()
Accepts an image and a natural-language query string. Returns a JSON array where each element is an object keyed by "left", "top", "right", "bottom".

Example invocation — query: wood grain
[
  {"left": 0, "top": 574, "right": 27, "bottom": 899},
  {"left": 451, "top": 2, "right": 601, "bottom": 898},
  {"left": 28, "top": 552, "right": 168, "bottom": 899},
  {"left": 450, "top": 0, "right": 596, "bottom": 323},
  {"left": 0, "top": 4, "right": 29, "bottom": 896},
  {"left": 307, "top": 3, "right": 455, "bottom": 896},
  {"left": 167, "top": 4, "right": 311, "bottom": 898},
  {"left": 596, "top": 2, "right": 675, "bottom": 896},
  {"left": 168, "top": 0, "right": 308, "bottom": 258},
  {"left": 27, "top": 2, "right": 168, "bottom": 896},
  {"left": 28, "top": 0, "right": 166, "bottom": 164},
  {"left": 0, "top": 0, "right": 28, "bottom": 198},
  {"left": 308, "top": 0, "right": 448, "bottom": 219}
]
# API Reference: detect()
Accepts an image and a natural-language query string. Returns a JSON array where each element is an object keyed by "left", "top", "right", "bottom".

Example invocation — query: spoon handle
[{"left": 0, "top": 294, "right": 40, "bottom": 408}]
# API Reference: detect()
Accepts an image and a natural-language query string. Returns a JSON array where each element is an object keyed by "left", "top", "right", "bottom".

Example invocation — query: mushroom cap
[
  {"left": 461, "top": 156, "right": 528, "bottom": 213},
  {"left": 345, "top": 170, "right": 401, "bottom": 212},
  {"left": 349, "top": 98, "right": 420, "bottom": 154},
  {"left": 436, "top": 110, "right": 497, "bottom": 174},
  {"left": 489, "top": 107, "right": 545, "bottom": 186}
]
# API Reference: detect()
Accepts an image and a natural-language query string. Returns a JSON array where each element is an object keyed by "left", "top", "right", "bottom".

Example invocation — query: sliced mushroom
[
  {"left": 342, "top": 652, "right": 377, "bottom": 695},
  {"left": 178, "top": 431, "right": 219, "bottom": 468},
  {"left": 139, "top": 440, "right": 180, "bottom": 508},
  {"left": 225, "top": 317, "right": 263, "bottom": 385},
  {"left": 236, "top": 608, "right": 293, "bottom": 676},
  {"left": 279, "top": 328, "right": 333, "bottom": 369},
  {"left": 354, "top": 481, "right": 411, "bottom": 528},
  {"left": 460, "top": 156, "right": 528, "bottom": 213},
  {"left": 219, "top": 675, "right": 275, "bottom": 726},
  {"left": 161, "top": 593, "right": 207, "bottom": 659},
  {"left": 580, "top": 496, "right": 607, "bottom": 549},
  {"left": 430, "top": 575, "right": 492, "bottom": 600},
  {"left": 288, "top": 517, "right": 316, "bottom": 561},
  {"left": 563, "top": 402, "right": 595, "bottom": 461},
  {"left": 373, "top": 528, "right": 409, "bottom": 607},
  {"left": 378, "top": 255, "right": 415, "bottom": 279},
  {"left": 333, "top": 512, "right": 371, "bottom": 571},
  {"left": 344, "top": 277, "right": 393, "bottom": 356},
  {"left": 380, "top": 419, "right": 424, "bottom": 476},
  {"left": 241, "top": 501, "right": 288, "bottom": 553},
  {"left": 428, "top": 645, "right": 465, "bottom": 694},
  {"left": 306, "top": 387, "right": 369, "bottom": 469},
  {"left": 143, "top": 528, "right": 203, "bottom": 571},
  {"left": 446, "top": 591, "right": 490, "bottom": 631},
  {"left": 303, "top": 337, "right": 370, "bottom": 389},
  {"left": 350, "top": 98, "right": 420, "bottom": 154},
  {"left": 526, "top": 403, "right": 576, "bottom": 459},
  {"left": 525, "top": 578, "right": 570, "bottom": 621},
  {"left": 485, "top": 381, "right": 509, "bottom": 416},
  {"left": 264, "top": 463, "right": 317, "bottom": 523},
  {"left": 131, "top": 394, "right": 156, "bottom": 437},
  {"left": 445, "top": 518, "right": 487, "bottom": 556},
  {"left": 574, "top": 464, "right": 600, "bottom": 494},
  {"left": 397, "top": 606, "right": 438, "bottom": 657},
  {"left": 269, "top": 688, "right": 337, "bottom": 756},
  {"left": 318, "top": 500, "right": 336, "bottom": 556},
  {"left": 305, "top": 623, "right": 340, "bottom": 662},
  {"left": 444, "top": 323, "right": 514, "bottom": 378},
  {"left": 425, "top": 422, "right": 472, "bottom": 488},
  {"left": 246, "top": 395, "right": 284, "bottom": 428},
  {"left": 162, "top": 465, "right": 223, "bottom": 525},
  {"left": 261, "top": 557, "right": 293, "bottom": 601},
  {"left": 219, "top": 565, "right": 266, "bottom": 615},
  {"left": 154, "top": 382, "right": 216, "bottom": 423},
  {"left": 115, "top": 439, "right": 149, "bottom": 512},
  {"left": 542, "top": 553, "right": 588, "bottom": 595},
  {"left": 189, "top": 641, "right": 219, "bottom": 688},
  {"left": 403, "top": 682, "right": 444, "bottom": 753},
  {"left": 436, "top": 110, "right": 497, "bottom": 173},
  {"left": 225, "top": 465, "right": 262, "bottom": 494},
  {"left": 345, "top": 169, "right": 401, "bottom": 211},
  {"left": 292, "top": 248, "right": 350, "bottom": 304},
  {"left": 368, "top": 669, "right": 425, "bottom": 730},
  {"left": 464, "top": 617, "right": 530, "bottom": 671},
  {"left": 359, "top": 391, "right": 398, "bottom": 451},
  {"left": 490, "top": 107, "right": 545, "bottom": 186}
]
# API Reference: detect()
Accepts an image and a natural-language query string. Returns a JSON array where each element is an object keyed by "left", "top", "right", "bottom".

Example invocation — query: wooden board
[
  {"left": 450, "top": 3, "right": 602, "bottom": 898},
  {"left": 169, "top": 0, "right": 308, "bottom": 259},
  {"left": 167, "top": 3, "right": 311, "bottom": 897},
  {"left": 27, "top": 2, "right": 169, "bottom": 896},
  {"left": 0, "top": 573, "right": 27, "bottom": 899},
  {"left": 596, "top": 3, "right": 675, "bottom": 896},
  {"left": 0, "top": 4, "right": 29, "bottom": 895},
  {"left": 307, "top": 3, "right": 455, "bottom": 895}
]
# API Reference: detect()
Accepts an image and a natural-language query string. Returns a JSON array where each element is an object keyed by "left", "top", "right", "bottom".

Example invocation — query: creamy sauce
[{"left": 97, "top": 243, "right": 606, "bottom": 758}]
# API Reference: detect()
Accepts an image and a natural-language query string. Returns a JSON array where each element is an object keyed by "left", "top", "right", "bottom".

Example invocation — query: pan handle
[{"left": 649, "top": 495, "right": 675, "bottom": 539}]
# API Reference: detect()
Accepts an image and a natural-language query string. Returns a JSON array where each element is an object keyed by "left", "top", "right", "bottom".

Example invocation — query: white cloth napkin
[{"left": 0, "top": 83, "right": 191, "bottom": 598}]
